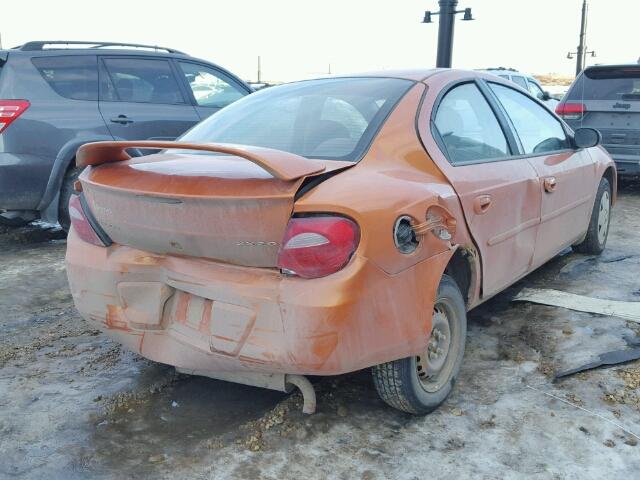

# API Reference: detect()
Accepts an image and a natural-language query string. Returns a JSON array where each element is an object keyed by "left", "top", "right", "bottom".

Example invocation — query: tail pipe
[{"left": 285, "top": 374, "right": 317, "bottom": 414}]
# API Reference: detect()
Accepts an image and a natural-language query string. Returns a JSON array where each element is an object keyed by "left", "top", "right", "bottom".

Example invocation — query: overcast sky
[{"left": 1, "top": 0, "right": 635, "bottom": 82}]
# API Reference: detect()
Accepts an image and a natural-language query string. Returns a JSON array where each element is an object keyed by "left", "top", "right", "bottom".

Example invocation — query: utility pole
[
  {"left": 422, "top": 0, "right": 474, "bottom": 68},
  {"left": 567, "top": 0, "right": 595, "bottom": 76},
  {"left": 576, "top": 0, "right": 588, "bottom": 75},
  {"left": 257, "top": 56, "right": 261, "bottom": 83}
]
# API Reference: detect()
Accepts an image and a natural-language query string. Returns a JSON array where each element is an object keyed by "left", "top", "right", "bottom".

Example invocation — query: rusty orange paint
[
  {"left": 66, "top": 69, "right": 616, "bottom": 381},
  {"left": 105, "top": 304, "right": 131, "bottom": 332}
]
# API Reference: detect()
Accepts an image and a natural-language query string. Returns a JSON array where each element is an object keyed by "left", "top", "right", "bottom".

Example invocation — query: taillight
[
  {"left": 277, "top": 216, "right": 360, "bottom": 279},
  {"left": 0, "top": 100, "right": 30, "bottom": 134},
  {"left": 555, "top": 102, "right": 585, "bottom": 120},
  {"left": 68, "top": 195, "right": 107, "bottom": 247}
]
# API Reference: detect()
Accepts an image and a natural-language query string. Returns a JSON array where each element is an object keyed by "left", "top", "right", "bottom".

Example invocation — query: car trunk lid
[{"left": 78, "top": 142, "right": 353, "bottom": 267}]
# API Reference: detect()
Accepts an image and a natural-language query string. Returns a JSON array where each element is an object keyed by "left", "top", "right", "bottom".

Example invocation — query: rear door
[
  {"left": 487, "top": 82, "right": 596, "bottom": 266},
  {"left": 560, "top": 66, "right": 640, "bottom": 175},
  {"left": 98, "top": 56, "right": 200, "bottom": 141},
  {"left": 175, "top": 61, "right": 250, "bottom": 120},
  {"left": 429, "top": 81, "right": 542, "bottom": 296}
]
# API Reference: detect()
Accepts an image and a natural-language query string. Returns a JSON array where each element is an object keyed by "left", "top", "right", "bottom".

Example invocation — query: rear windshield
[
  {"left": 178, "top": 77, "right": 414, "bottom": 161},
  {"left": 567, "top": 66, "right": 640, "bottom": 101}
]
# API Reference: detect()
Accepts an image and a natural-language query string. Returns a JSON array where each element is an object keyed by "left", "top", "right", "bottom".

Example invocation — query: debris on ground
[
  {"left": 514, "top": 288, "right": 640, "bottom": 323},
  {"left": 555, "top": 347, "right": 640, "bottom": 379}
]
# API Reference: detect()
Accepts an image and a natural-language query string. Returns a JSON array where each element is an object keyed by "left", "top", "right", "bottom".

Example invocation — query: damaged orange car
[{"left": 66, "top": 70, "right": 616, "bottom": 414}]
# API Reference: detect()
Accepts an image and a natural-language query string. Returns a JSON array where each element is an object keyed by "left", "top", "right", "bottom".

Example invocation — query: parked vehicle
[
  {"left": 556, "top": 64, "right": 640, "bottom": 177},
  {"left": 0, "top": 41, "right": 252, "bottom": 229},
  {"left": 66, "top": 69, "right": 615, "bottom": 414},
  {"left": 478, "top": 68, "right": 559, "bottom": 109}
]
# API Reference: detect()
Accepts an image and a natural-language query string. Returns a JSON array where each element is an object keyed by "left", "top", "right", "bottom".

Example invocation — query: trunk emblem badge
[{"left": 613, "top": 102, "right": 631, "bottom": 110}]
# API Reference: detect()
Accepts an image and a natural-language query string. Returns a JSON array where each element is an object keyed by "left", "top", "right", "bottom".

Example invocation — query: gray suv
[
  {"left": 0, "top": 41, "right": 252, "bottom": 229},
  {"left": 556, "top": 64, "right": 640, "bottom": 177}
]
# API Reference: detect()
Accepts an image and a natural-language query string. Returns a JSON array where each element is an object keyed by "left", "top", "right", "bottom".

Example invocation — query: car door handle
[
  {"left": 110, "top": 115, "right": 134, "bottom": 125},
  {"left": 544, "top": 176, "right": 557, "bottom": 193},
  {"left": 473, "top": 194, "right": 492, "bottom": 214}
]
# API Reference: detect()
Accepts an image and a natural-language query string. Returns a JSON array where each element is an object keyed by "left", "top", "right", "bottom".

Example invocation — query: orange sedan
[{"left": 66, "top": 70, "right": 616, "bottom": 414}]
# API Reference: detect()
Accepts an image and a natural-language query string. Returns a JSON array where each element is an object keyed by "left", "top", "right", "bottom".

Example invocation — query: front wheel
[
  {"left": 372, "top": 274, "right": 467, "bottom": 415},
  {"left": 573, "top": 177, "right": 611, "bottom": 255}
]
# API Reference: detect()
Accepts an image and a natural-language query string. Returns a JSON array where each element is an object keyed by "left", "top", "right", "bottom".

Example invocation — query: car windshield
[
  {"left": 567, "top": 66, "right": 640, "bottom": 101},
  {"left": 178, "top": 77, "right": 414, "bottom": 161}
]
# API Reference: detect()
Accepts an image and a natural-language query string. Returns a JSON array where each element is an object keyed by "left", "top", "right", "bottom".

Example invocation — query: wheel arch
[
  {"left": 443, "top": 245, "right": 480, "bottom": 309},
  {"left": 36, "top": 136, "right": 114, "bottom": 220},
  {"left": 602, "top": 165, "right": 617, "bottom": 205}
]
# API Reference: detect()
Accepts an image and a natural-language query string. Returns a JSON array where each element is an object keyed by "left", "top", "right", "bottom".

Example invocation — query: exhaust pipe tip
[{"left": 285, "top": 374, "right": 317, "bottom": 414}]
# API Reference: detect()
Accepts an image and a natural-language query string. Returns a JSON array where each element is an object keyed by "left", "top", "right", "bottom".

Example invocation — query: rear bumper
[
  {"left": 66, "top": 230, "right": 451, "bottom": 376},
  {"left": 601, "top": 147, "right": 640, "bottom": 176},
  {"left": 611, "top": 158, "right": 640, "bottom": 176},
  {"left": 0, "top": 152, "right": 52, "bottom": 210}
]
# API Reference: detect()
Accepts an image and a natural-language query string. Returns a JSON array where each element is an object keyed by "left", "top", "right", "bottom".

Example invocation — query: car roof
[
  {"left": 583, "top": 63, "right": 640, "bottom": 71},
  {"left": 330, "top": 68, "right": 445, "bottom": 82}
]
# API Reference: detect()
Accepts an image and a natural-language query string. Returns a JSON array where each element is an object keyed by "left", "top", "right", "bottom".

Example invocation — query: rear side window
[
  {"left": 567, "top": 66, "right": 640, "bottom": 101},
  {"left": 489, "top": 83, "right": 569, "bottom": 154},
  {"left": 31, "top": 56, "right": 98, "bottom": 100},
  {"left": 178, "top": 62, "right": 246, "bottom": 108},
  {"left": 434, "top": 83, "right": 510, "bottom": 165},
  {"left": 102, "top": 58, "right": 185, "bottom": 104}
]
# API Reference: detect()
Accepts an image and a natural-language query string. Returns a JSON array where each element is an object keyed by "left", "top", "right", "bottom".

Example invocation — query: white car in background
[{"left": 477, "top": 68, "right": 560, "bottom": 109}]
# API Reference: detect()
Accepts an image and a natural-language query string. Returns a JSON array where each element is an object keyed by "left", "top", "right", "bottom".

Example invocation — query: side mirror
[
  {"left": 573, "top": 127, "right": 601, "bottom": 149},
  {"left": 542, "top": 91, "right": 551, "bottom": 101}
]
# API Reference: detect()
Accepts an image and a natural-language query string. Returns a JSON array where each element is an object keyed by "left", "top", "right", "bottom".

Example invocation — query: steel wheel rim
[
  {"left": 416, "top": 301, "right": 456, "bottom": 393},
  {"left": 597, "top": 190, "right": 610, "bottom": 245}
]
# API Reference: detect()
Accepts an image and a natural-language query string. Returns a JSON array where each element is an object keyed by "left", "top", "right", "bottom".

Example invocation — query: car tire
[
  {"left": 573, "top": 177, "right": 611, "bottom": 255},
  {"left": 59, "top": 167, "right": 81, "bottom": 233},
  {"left": 371, "top": 274, "right": 467, "bottom": 414}
]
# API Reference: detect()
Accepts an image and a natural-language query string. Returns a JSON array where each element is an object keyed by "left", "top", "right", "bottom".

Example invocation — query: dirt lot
[{"left": 1, "top": 183, "right": 639, "bottom": 480}]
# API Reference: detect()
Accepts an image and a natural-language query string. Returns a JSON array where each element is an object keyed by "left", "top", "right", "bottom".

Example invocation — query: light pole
[
  {"left": 567, "top": 0, "right": 595, "bottom": 76},
  {"left": 422, "top": 0, "right": 474, "bottom": 68}
]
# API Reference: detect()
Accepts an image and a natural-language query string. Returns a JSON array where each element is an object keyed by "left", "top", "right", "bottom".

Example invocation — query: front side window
[
  {"left": 511, "top": 76, "right": 528, "bottom": 89},
  {"left": 178, "top": 77, "right": 413, "bottom": 161},
  {"left": 178, "top": 62, "right": 246, "bottom": 108},
  {"left": 527, "top": 80, "right": 545, "bottom": 100},
  {"left": 434, "top": 83, "right": 510, "bottom": 165},
  {"left": 489, "top": 83, "right": 569, "bottom": 154},
  {"left": 32, "top": 55, "right": 98, "bottom": 100},
  {"left": 102, "top": 58, "right": 185, "bottom": 104}
]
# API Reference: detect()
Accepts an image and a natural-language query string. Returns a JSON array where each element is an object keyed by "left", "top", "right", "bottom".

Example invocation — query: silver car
[{"left": 477, "top": 68, "right": 559, "bottom": 110}]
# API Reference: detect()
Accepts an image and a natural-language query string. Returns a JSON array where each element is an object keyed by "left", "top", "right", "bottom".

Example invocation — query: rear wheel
[
  {"left": 573, "top": 177, "right": 611, "bottom": 255},
  {"left": 372, "top": 274, "right": 467, "bottom": 414},
  {"left": 58, "top": 167, "right": 81, "bottom": 233}
]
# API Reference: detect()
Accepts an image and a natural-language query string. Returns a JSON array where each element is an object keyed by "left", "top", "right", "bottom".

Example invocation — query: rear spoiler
[{"left": 76, "top": 141, "right": 327, "bottom": 181}]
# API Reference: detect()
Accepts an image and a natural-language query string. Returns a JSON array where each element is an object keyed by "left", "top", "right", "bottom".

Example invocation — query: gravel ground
[{"left": 1, "top": 182, "right": 639, "bottom": 480}]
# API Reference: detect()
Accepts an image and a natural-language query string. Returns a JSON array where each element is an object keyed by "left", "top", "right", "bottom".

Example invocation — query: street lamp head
[
  {"left": 422, "top": 11, "right": 433, "bottom": 23},
  {"left": 567, "top": 52, "right": 574, "bottom": 59},
  {"left": 461, "top": 8, "right": 473, "bottom": 21}
]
